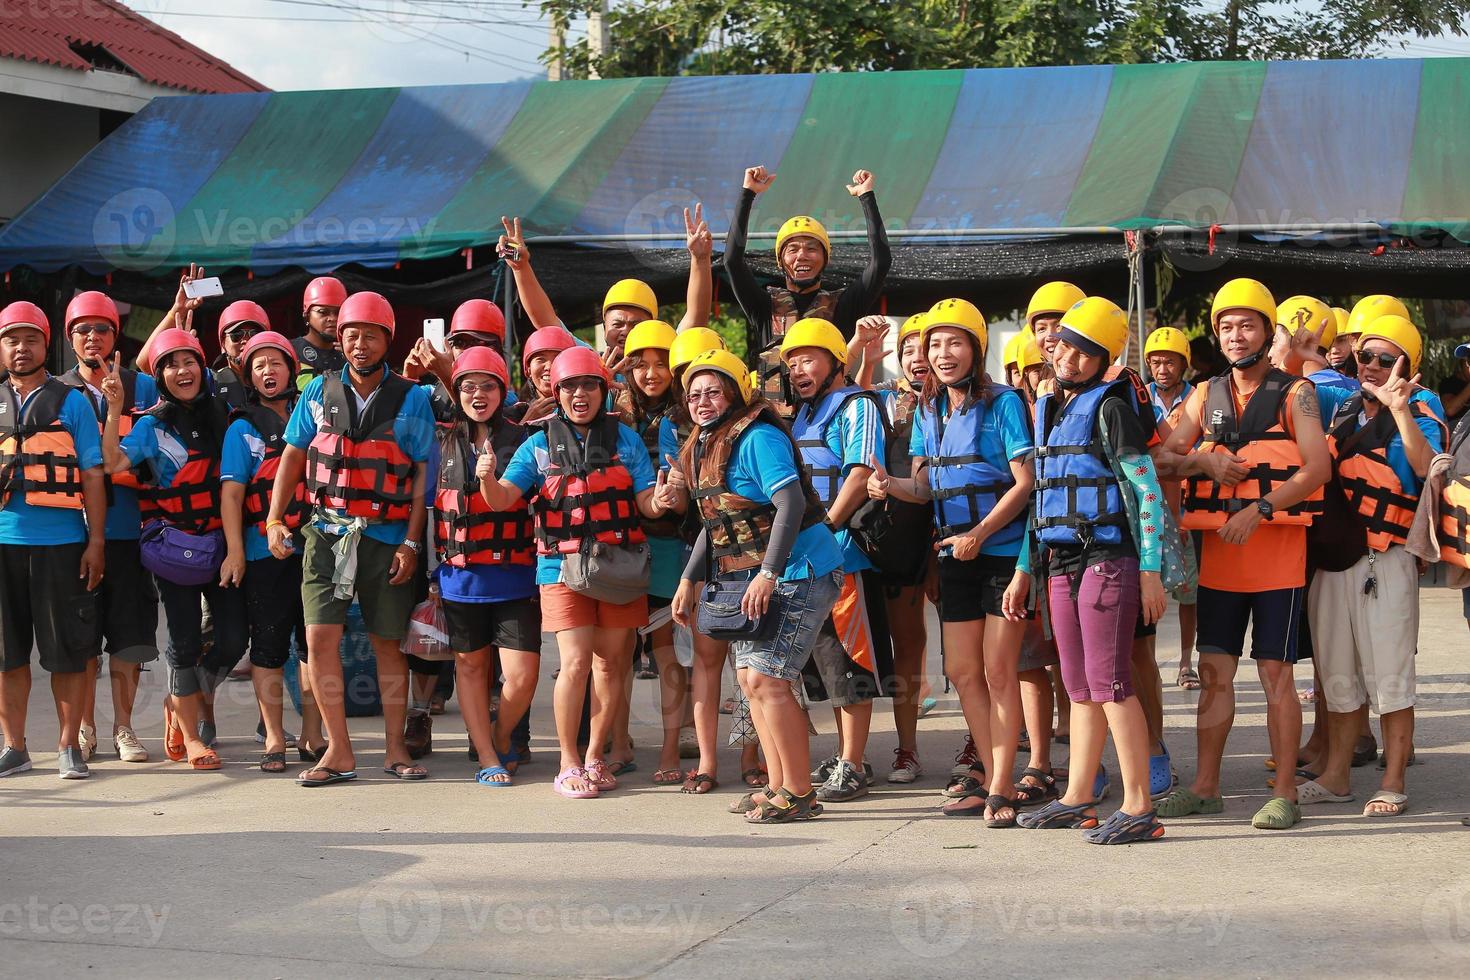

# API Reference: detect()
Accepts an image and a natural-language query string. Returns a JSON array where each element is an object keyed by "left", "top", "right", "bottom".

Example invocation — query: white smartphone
[
  {"left": 182, "top": 276, "right": 223, "bottom": 300},
  {"left": 423, "top": 318, "right": 446, "bottom": 351}
]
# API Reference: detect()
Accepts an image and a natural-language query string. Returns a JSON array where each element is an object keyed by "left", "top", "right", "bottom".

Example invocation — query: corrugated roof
[{"left": 0, "top": 0, "right": 264, "bottom": 94}]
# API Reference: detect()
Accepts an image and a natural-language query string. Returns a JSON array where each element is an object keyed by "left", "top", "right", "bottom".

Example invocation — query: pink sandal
[
  {"left": 554, "top": 765, "right": 599, "bottom": 799},
  {"left": 584, "top": 760, "right": 618, "bottom": 791}
]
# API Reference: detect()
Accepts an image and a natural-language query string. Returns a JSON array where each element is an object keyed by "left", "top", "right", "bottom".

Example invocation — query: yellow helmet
[
  {"left": 923, "top": 298, "right": 988, "bottom": 356},
  {"left": 1330, "top": 307, "right": 1349, "bottom": 344},
  {"left": 1016, "top": 333, "right": 1045, "bottom": 373},
  {"left": 623, "top": 319, "right": 677, "bottom": 358},
  {"left": 683, "top": 348, "right": 754, "bottom": 404},
  {"left": 1344, "top": 295, "right": 1409, "bottom": 338},
  {"left": 1143, "top": 326, "right": 1191, "bottom": 362},
  {"left": 669, "top": 326, "right": 726, "bottom": 375},
  {"left": 1059, "top": 296, "right": 1129, "bottom": 361},
  {"left": 897, "top": 311, "right": 927, "bottom": 349},
  {"left": 1276, "top": 295, "right": 1334, "bottom": 350},
  {"left": 775, "top": 215, "right": 830, "bottom": 257},
  {"left": 1357, "top": 314, "right": 1422, "bottom": 374},
  {"left": 779, "top": 317, "right": 848, "bottom": 366},
  {"left": 1210, "top": 278, "right": 1276, "bottom": 332},
  {"left": 1002, "top": 332, "right": 1023, "bottom": 370},
  {"left": 1026, "top": 282, "right": 1087, "bottom": 326},
  {"left": 602, "top": 279, "right": 658, "bottom": 319}
]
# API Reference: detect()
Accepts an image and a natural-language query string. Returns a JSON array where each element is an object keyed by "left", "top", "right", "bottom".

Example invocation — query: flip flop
[
  {"left": 188, "top": 750, "right": 222, "bottom": 771},
  {"left": 1176, "top": 668, "right": 1201, "bottom": 690},
  {"left": 681, "top": 772, "right": 718, "bottom": 795},
  {"left": 298, "top": 766, "right": 357, "bottom": 787},
  {"left": 162, "top": 703, "right": 186, "bottom": 762},
  {"left": 584, "top": 760, "right": 617, "bottom": 791},
  {"left": 741, "top": 766, "right": 768, "bottom": 787},
  {"left": 609, "top": 759, "right": 638, "bottom": 777},
  {"left": 1363, "top": 791, "right": 1409, "bottom": 817},
  {"left": 383, "top": 762, "right": 429, "bottom": 781},
  {"left": 1297, "top": 779, "right": 1354, "bottom": 805},
  {"left": 652, "top": 767, "right": 687, "bottom": 786},
  {"left": 258, "top": 751, "right": 288, "bottom": 774},
  {"left": 554, "top": 765, "right": 599, "bottom": 799},
  {"left": 475, "top": 766, "right": 513, "bottom": 787}
]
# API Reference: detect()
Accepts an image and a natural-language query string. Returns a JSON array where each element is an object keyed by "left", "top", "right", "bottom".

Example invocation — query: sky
[{"left": 124, "top": 0, "right": 1470, "bottom": 92}]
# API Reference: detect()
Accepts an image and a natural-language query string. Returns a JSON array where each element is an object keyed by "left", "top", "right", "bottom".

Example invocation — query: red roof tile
[{"left": 0, "top": 0, "right": 265, "bottom": 94}]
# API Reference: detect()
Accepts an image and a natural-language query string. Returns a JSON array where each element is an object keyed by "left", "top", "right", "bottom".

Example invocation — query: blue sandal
[
  {"left": 1149, "top": 742, "right": 1175, "bottom": 799},
  {"left": 1084, "top": 808, "right": 1166, "bottom": 844},
  {"left": 1017, "top": 799, "right": 1099, "bottom": 830},
  {"left": 476, "top": 765, "right": 513, "bottom": 787}
]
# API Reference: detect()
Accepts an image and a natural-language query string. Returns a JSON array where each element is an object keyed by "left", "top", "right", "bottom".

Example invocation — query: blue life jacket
[
  {"left": 1033, "top": 379, "right": 1130, "bottom": 549},
  {"left": 792, "top": 386, "right": 881, "bottom": 510},
  {"left": 920, "top": 387, "right": 1025, "bottom": 545}
]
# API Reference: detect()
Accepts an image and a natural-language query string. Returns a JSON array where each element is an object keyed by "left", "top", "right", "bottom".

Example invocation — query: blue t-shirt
[
  {"left": 806, "top": 392, "right": 884, "bottom": 574},
  {"left": 68, "top": 372, "right": 159, "bottom": 541},
  {"left": 425, "top": 434, "right": 537, "bottom": 604},
  {"left": 0, "top": 383, "right": 104, "bottom": 546},
  {"left": 910, "top": 387, "right": 1034, "bottom": 557},
  {"left": 1309, "top": 368, "right": 1360, "bottom": 424},
  {"left": 284, "top": 370, "right": 436, "bottom": 546},
  {"left": 502, "top": 417, "right": 658, "bottom": 585},
  {"left": 724, "top": 422, "right": 843, "bottom": 581},
  {"left": 220, "top": 414, "right": 288, "bottom": 563},
  {"left": 1147, "top": 380, "right": 1193, "bottom": 425},
  {"left": 1358, "top": 389, "right": 1445, "bottom": 496}
]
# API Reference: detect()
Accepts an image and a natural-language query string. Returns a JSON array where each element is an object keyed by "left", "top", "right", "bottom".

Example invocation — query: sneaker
[
  {"left": 113, "top": 727, "right": 149, "bottom": 763},
  {"left": 404, "top": 712, "right": 433, "bottom": 760},
  {"left": 950, "top": 736, "right": 979, "bottom": 779},
  {"left": 887, "top": 748, "right": 923, "bottom": 784},
  {"left": 1092, "top": 765, "right": 1111, "bottom": 804},
  {"left": 58, "top": 747, "right": 90, "bottom": 780},
  {"left": 810, "top": 754, "right": 839, "bottom": 783},
  {"left": 816, "top": 760, "right": 868, "bottom": 802},
  {"left": 78, "top": 724, "right": 97, "bottom": 762},
  {"left": 0, "top": 746, "right": 32, "bottom": 777}
]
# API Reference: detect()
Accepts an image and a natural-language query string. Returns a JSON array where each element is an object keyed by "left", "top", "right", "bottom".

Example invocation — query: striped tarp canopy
[{"left": 2, "top": 57, "right": 1468, "bottom": 275}]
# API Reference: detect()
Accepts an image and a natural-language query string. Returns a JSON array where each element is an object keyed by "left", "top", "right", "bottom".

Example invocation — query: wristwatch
[
  {"left": 401, "top": 538, "right": 421, "bottom": 553},
  {"left": 759, "top": 569, "right": 777, "bottom": 582},
  {"left": 1255, "top": 499, "right": 1274, "bottom": 522}
]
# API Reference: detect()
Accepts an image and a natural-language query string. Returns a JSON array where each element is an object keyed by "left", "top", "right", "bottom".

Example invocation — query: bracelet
[{"left": 265, "top": 519, "right": 286, "bottom": 530}]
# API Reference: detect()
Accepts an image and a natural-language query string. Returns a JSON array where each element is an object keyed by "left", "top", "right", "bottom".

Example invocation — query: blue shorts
[
  {"left": 1196, "top": 585, "right": 1304, "bottom": 663},
  {"left": 733, "top": 569, "right": 842, "bottom": 682}
]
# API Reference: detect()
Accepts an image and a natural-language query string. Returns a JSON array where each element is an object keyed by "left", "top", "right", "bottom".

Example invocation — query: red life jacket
[
  {"left": 234, "top": 400, "right": 309, "bottom": 535},
  {"left": 304, "top": 370, "right": 416, "bottom": 522},
  {"left": 0, "top": 378, "right": 85, "bottom": 511},
  {"left": 138, "top": 420, "right": 223, "bottom": 532},
  {"left": 531, "top": 414, "right": 646, "bottom": 556},
  {"left": 1329, "top": 392, "right": 1446, "bottom": 553},
  {"left": 434, "top": 420, "right": 535, "bottom": 567}
]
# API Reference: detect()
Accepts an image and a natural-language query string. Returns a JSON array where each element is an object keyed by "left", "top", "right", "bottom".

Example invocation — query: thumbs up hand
[
  {"left": 867, "top": 452, "right": 890, "bottom": 500},
  {"left": 664, "top": 454, "right": 688, "bottom": 492},
  {"left": 474, "top": 438, "right": 496, "bottom": 483}
]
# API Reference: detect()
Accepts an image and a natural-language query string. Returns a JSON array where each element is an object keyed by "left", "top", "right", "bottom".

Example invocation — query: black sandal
[
  {"left": 681, "top": 772, "right": 719, "bottom": 795},
  {"left": 984, "top": 793, "right": 1018, "bottom": 828},
  {"left": 730, "top": 786, "right": 775, "bottom": 813},
  {"left": 1014, "top": 767, "right": 1058, "bottom": 807},
  {"left": 297, "top": 741, "right": 327, "bottom": 763},
  {"left": 943, "top": 765, "right": 987, "bottom": 800},
  {"left": 259, "top": 751, "right": 288, "bottom": 774}
]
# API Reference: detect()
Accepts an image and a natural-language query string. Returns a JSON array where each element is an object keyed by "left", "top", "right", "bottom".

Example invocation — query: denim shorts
[{"left": 733, "top": 568, "right": 843, "bottom": 682}]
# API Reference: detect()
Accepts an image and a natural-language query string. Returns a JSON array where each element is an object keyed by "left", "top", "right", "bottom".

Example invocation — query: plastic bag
[{"left": 401, "top": 598, "right": 453, "bottom": 662}]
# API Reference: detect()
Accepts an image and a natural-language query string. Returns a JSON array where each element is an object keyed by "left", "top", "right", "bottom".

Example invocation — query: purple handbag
[{"left": 139, "top": 520, "right": 224, "bottom": 586}]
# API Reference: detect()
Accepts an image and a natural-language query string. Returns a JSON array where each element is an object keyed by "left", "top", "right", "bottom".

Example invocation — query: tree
[{"left": 535, "top": 0, "right": 1470, "bottom": 78}]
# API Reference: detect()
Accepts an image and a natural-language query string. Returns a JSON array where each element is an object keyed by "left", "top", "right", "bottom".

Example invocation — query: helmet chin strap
[
  {"left": 7, "top": 363, "right": 43, "bottom": 378},
  {"left": 1228, "top": 336, "right": 1271, "bottom": 371},
  {"left": 81, "top": 357, "right": 103, "bottom": 370},
  {"left": 349, "top": 360, "right": 383, "bottom": 380}
]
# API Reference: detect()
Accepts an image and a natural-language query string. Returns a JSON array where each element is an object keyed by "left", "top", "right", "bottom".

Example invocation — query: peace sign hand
[
  {"left": 100, "top": 353, "right": 125, "bottom": 418},
  {"left": 498, "top": 215, "right": 528, "bottom": 270},
  {"left": 685, "top": 204, "right": 712, "bottom": 260}
]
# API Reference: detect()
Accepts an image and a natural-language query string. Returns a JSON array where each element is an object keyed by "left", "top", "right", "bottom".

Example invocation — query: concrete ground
[{"left": 4, "top": 587, "right": 1470, "bottom": 979}]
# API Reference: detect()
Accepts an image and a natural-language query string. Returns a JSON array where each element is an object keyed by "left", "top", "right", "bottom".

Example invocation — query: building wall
[{"left": 0, "top": 92, "right": 103, "bottom": 225}]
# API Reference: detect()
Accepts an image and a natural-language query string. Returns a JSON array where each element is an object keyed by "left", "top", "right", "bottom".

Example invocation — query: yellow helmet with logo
[
  {"left": 669, "top": 327, "right": 726, "bottom": 375},
  {"left": 1276, "top": 295, "right": 1334, "bottom": 350},
  {"left": 623, "top": 319, "right": 677, "bottom": 358},
  {"left": 775, "top": 215, "right": 830, "bottom": 256},
  {"left": 1059, "top": 297, "right": 1129, "bottom": 361},
  {"left": 1016, "top": 332, "right": 1045, "bottom": 373},
  {"left": 1026, "top": 282, "right": 1087, "bottom": 327},
  {"left": 1144, "top": 326, "right": 1191, "bottom": 362},
  {"left": 602, "top": 279, "right": 658, "bottom": 319},
  {"left": 897, "top": 311, "right": 927, "bottom": 350},
  {"left": 683, "top": 348, "right": 754, "bottom": 404},
  {"left": 1344, "top": 295, "right": 1409, "bottom": 338},
  {"left": 780, "top": 317, "right": 848, "bottom": 366},
  {"left": 922, "top": 298, "right": 988, "bottom": 356},
  {"left": 1357, "top": 314, "right": 1422, "bottom": 374},
  {"left": 1210, "top": 278, "right": 1276, "bottom": 332}
]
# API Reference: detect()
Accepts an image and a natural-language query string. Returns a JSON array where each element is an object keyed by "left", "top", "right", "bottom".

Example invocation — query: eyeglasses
[
  {"left": 1355, "top": 350, "right": 1399, "bottom": 370},
  {"left": 686, "top": 388, "right": 724, "bottom": 403},
  {"left": 224, "top": 325, "right": 261, "bottom": 343},
  {"left": 447, "top": 334, "right": 493, "bottom": 351},
  {"left": 71, "top": 323, "right": 114, "bottom": 337},
  {"left": 557, "top": 379, "right": 602, "bottom": 395},
  {"left": 457, "top": 380, "right": 500, "bottom": 396}
]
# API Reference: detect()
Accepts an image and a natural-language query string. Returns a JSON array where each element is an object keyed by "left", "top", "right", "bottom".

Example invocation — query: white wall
[{"left": 0, "top": 91, "right": 102, "bottom": 223}]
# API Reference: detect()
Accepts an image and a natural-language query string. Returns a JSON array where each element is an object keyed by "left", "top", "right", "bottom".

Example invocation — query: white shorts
[{"left": 1307, "top": 545, "right": 1418, "bottom": 714}]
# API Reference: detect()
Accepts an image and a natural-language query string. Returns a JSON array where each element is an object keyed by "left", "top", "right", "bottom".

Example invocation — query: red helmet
[
  {"left": 521, "top": 325, "right": 576, "bottom": 371},
  {"left": 240, "top": 330, "right": 298, "bottom": 382},
  {"left": 302, "top": 276, "right": 347, "bottom": 314},
  {"left": 218, "top": 300, "right": 271, "bottom": 344},
  {"left": 549, "top": 346, "right": 608, "bottom": 390},
  {"left": 338, "top": 291, "right": 395, "bottom": 338},
  {"left": 65, "top": 291, "right": 119, "bottom": 333},
  {"left": 0, "top": 301, "right": 51, "bottom": 345},
  {"left": 450, "top": 299, "right": 505, "bottom": 341},
  {"left": 150, "top": 328, "right": 206, "bottom": 371},
  {"left": 450, "top": 346, "right": 509, "bottom": 391}
]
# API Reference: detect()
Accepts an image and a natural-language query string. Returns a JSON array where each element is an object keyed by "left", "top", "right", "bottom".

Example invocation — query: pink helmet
[
  {"left": 521, "top": 326, "right": 576, "bottom": 371},
  {"left": 450, "top": 299, "right": 505, "bottom": 341},
  {"left": 451, "top": 346, "right": 509, "bottom": 391},
  {"left": 65, "top": 291, "right": 119, "bottom": 333},
  {"left": 0, "top": 301, "right": 51, "bottom": 345},
  {"left": 218, "top": 300, "right": 271, "bottom": 344},
  {"left": 549, "top": 346, "right": 609, "bottom": 389},
  {"left": 150, "top": 328, "right": 206, "bottom": 372},
  {"left": 337, "top": 291, "right": 395, "bottom": 338},
  {"left": 239, "top": 330, "right": 298, "bottom": 382},
  {"left": 302, "top": 276, "right": 347, "bottom": 314}
]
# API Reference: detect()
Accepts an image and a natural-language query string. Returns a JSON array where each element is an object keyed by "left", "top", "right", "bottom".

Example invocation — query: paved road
[{"left": 4, "top": 589, "right": 1470, "bottom": 978}]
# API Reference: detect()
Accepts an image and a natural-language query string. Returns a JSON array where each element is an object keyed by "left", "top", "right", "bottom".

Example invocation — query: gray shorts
[
  {"left": 734, "top": 569, "right": 842, "bottom": 683},
  {"left": 1017, "top": 618, "right": 1060, "bottom": 673}
]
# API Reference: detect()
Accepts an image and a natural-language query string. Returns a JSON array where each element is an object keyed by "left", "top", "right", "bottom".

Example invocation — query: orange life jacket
[
  {"left": 59, "top": 365, "right": 145, "bottom": 494},
  {"left": 0, "top": 377, "right": 85, "bottom": 510},
  {"left": 1328, "top": 393, "right": 1445, "bottom": 553},
  {"left": 531, "top": 414, "right": 646, "bottom": 556},
  {"left": 434, "top": 421, "right": 534, "bottom": 568},
  {"left": 138, "top": 423, "right": 222, "bottom": 532},
  {"left": 1181, "top": 369, "right": 1323, "bottom": 529},
  {"left": 234, "top": 400, "right": 309, "bottom": 536},
  {"left": 304, "top": 371, "right": 416, "bottom": 522},
  {"left": 1438, "top": 418, "right": 1470, "bottom": 568}
]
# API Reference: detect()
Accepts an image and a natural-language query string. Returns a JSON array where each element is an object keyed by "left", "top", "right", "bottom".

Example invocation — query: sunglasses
[
  {"left": 557, "top": 379, "right": 602, "bottom": 395},
  {"left": 224, "top": 325, "right": 261, "bottom": 343},
  {"left": 1355, "top": 350, "right": 1400, "bottom": 370},
  {"left": 71, "top": 323, "right": 114, "bottom": 337},
  {"left": 447, "top": 334, "right": 493, "bottom": 351}
]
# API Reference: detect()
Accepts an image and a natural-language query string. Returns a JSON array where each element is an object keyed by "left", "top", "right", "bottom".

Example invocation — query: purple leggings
[{"left": 1047, "top": 557, "right": 1140, "bottom": 704}]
